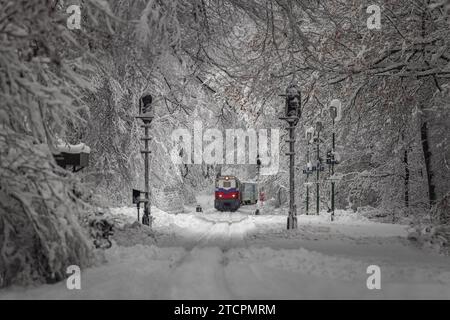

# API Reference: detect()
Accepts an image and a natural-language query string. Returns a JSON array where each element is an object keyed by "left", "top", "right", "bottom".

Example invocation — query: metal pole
[
  {"left": 280, "top": 84, "right": 300, "bottom": 230},
  {"left": 137, "top": 94, "right": 154, "bottom": 227},
  {"left": 256, "top": 156, "right": 260, "bottom": 215},
  {"left": 289, "top": 124, "right": 295, "bottom": 219},
  {"left": 286, "top": 120, "right": 297, "bottom": 229},
  {"left": 316, "top": 131, "right": 320, "bottom": 215},
  {"left": 331, "top": 119, "right": 335, "bottom": 221},
  {"left": 306, "top": 184, "right": 309, "bottom": 215},
  {"left": 141, "top": 124, "right": 152, "bottom": 226},
  {"left": 145, "top": 126, "right": 149, "bottom": 221},
  {"left": 306, "top": 142, "right": 310, "bottom": 215}
]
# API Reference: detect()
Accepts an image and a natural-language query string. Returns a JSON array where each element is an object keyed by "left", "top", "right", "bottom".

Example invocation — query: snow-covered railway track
[
  {"left": 4, "top": 206, "right": 450, "bottom": 299},
  {"left": 179, "top": 213, "right": 252, "bottom": 249},
  {"left": 162, "top": 214, "right": 255, "bottom": 299}
]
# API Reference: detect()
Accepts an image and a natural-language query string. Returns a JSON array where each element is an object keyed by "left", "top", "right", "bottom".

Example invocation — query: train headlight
[
  {"left": 232, "top": 194, "right": 236, "bottom": 198},
  {"left": 219, "top": 194, "right": 222, "bottom": 198}
]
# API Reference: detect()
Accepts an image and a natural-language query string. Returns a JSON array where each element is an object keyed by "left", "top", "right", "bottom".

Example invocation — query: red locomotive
[{"left": 214, "top": 176, "right": 258, "bottom": 212}]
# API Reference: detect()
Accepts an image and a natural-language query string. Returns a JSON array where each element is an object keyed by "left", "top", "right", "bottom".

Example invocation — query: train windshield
[{"left": 216, "top": 178, "right": 236, "bottom": 188}]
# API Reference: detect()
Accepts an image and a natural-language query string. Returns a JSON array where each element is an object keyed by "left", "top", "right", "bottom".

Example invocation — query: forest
[{"left": 0, "top": 0, "right": 449, "bottom": 289}]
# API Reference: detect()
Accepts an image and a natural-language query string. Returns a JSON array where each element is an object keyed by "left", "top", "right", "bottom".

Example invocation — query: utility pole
[{"left": 279, "top": 84, "right": 301, "bottom": 230}]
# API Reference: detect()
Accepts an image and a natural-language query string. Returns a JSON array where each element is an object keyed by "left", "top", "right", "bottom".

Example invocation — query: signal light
[{"left": 285, "top": 84, "right": 301, "bottom": 119}]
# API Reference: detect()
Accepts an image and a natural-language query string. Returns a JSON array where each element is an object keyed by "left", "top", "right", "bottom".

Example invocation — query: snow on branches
[{"left": 0, "top": 0, "right": 115, "bottom": 287}]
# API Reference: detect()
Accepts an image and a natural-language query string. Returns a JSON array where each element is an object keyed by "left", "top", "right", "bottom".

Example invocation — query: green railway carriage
[{"left": 241, "top": 181, "right": 258, "bottom": 205}]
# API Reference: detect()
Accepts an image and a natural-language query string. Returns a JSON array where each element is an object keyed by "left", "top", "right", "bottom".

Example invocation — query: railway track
[{"left": 163, "top": 213, "right": 255, "bottom": 299}]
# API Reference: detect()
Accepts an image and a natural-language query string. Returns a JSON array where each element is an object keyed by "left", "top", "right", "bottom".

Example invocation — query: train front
[{"left": 214, "top": 176, "right": 241, "bottom": 212}]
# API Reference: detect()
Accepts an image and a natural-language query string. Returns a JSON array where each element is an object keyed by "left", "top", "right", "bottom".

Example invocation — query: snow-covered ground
[{"left": 1, "top": 196, "right": 450, "bottom": 299}]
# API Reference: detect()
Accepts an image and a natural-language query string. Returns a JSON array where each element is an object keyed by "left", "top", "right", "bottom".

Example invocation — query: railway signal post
[
  {"left": 327, "top": 99, "right": 342, "bottom": 221},
  {"left": 135, "top": 93, "right": 154, "bottom": 227},
  {"left": 279, "top": 84, "right": 301, "bottom": 230},
  {"left": 303, "top": 127, "right": 315, "bottom": 215},
  {"left": 256, "top": 154, "right": 261, "bottom": 177},
  {"left": 255, "top": 154, "right": 261, "bottom": 215},
  {"left": 315, "top": 120, "right": 323, "bottom": 215}
]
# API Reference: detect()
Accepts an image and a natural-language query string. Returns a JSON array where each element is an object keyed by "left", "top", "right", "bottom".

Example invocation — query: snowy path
[{"left": 1, "top": 200, "right": 450, "bottom": 299}]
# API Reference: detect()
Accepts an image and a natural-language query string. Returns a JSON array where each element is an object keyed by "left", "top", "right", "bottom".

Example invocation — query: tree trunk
[
  {"left": 421, "top": 121, "right": 436, "bottom": 207},
  {"left": 404, "top": 149, "right": 409, "bottom": 208}
]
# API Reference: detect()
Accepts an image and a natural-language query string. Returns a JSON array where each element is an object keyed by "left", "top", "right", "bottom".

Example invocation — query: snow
[
  {"left": 55, "top": 139, "right": 91, "bottom": 154},
  {"left": 1, "top": 198, "right": 449, "bottom": 300}
]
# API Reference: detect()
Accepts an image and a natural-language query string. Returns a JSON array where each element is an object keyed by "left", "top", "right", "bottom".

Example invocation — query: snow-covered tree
[{"left": 0, "top": 0, "right": 115, "bottom": 287}]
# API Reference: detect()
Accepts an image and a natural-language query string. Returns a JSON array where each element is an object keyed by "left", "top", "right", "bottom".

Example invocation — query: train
[{"left": 214, "top": 175, "right": 258, "bottom": 212}]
